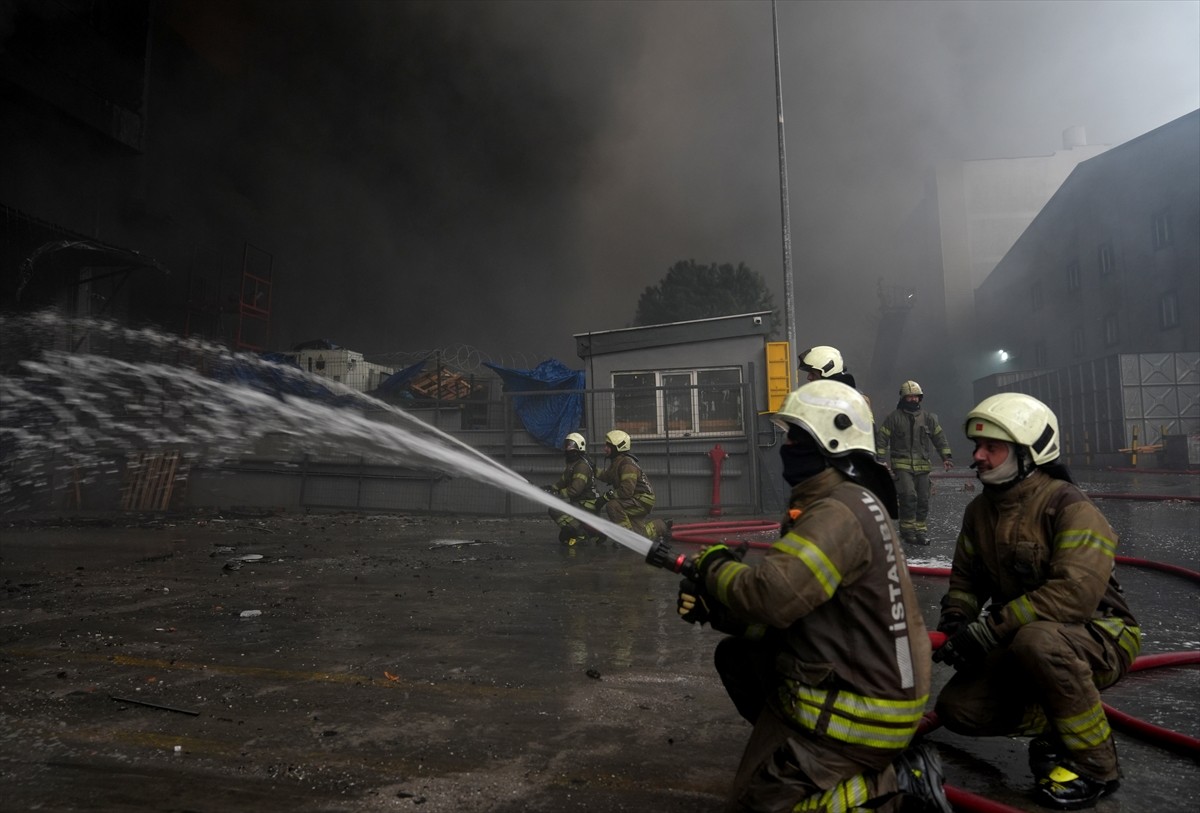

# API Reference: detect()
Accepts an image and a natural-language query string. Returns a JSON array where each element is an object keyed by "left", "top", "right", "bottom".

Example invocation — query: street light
[{"left": 999, "top": 349, "right": 1010, "bottom": 363}]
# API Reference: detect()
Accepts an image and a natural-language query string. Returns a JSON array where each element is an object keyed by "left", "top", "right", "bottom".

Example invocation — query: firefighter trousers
[
  {"left": 934, "top": 619, "right": 1130, "bottom": 782},
  {"left": 892, "top": 469, "right": 931, "bottom": 540},
  {"left": 716, "top": 637, "right": 905, "bottom": 813},
  {"left": 604, "top": 495, "right": 668, "bottom": 541}
]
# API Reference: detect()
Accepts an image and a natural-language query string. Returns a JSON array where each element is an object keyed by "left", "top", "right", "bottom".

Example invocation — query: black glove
[
  {"left": 603, "top": 489, "right": 618, "bottom": 502},
  {"left": 542, "top": 485, "right": 560, "bottom": 496},
  {"left": 677, "top": 578, "right": 710, "bottom": 625},
  {"left": 694, "top": 543, "right": 739, "bottom": 583},
  {"left": 936, "top": 609, "right": 970, "bottom": 638},
  {"left": 932, "top": 618, "right": 999, "bottom": 670}
]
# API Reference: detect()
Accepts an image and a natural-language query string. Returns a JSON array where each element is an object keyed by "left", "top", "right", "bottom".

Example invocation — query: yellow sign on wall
[{"left": 765, "top": 341, "right": 792, "bottom": 412}]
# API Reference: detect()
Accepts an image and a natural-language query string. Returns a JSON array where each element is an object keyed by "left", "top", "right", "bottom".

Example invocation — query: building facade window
[
  {"left": 1098, "top": 242, "right": 1115, "bottom": 276},
  {"left": 613, "top": 368, "right": 743, "bottom": 436},
  {"left": 1104, "top": 313, "right": 1120, "bottom": 346},
  {"left": 1160, "top": 291, "right": 1179, "bottom": 329},
  {"left": 1066, "top": 261, "right": 1081, "bottom": 292},
  {"left": 1071, "top": 326, "right": 1085, "bottom": 358},
  {"left": 1031, "top": 281, "right": 1044, "bottom": 311},
  {"left": 1152, "top": 210, "right": 1172, "bottom": 250}
]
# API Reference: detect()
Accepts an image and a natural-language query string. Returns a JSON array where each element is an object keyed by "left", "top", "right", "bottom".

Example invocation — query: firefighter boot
[
  {"left": 1034, "top": 764, "right": 1119, "bottom": 810},
  {"left": 557, "top": 527, "right": 577, "bottom": 546},
  {"left": 1028, "top": 736, "right": 1064, "bottom": 780},
  {"left": 893, "top": 742, "right": 953, "bottom": 813}
]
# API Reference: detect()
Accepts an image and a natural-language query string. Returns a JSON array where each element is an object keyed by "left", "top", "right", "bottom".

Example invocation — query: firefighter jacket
[
  {"left": 876, "top": 406, "right": 952, "bottom": 473},
  {"left": 703, "top": 468, "right": 931, "bottom": 770},
  {"left": 939, "top": 470, "right": 1140, "bottom": 665},
  {"left": 597, "top": 452, "right": 655, "bottom": 507},
  {"left": 551, "top": 454, "right": 597, "bottom": 504}
]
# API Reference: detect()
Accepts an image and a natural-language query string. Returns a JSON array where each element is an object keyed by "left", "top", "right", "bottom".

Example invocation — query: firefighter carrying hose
[
  {"left": 596, "top": 429, "right": 669, "bottom": 542},
  {"left": 677, "top": 380, "right": 951, "bottom": 813},
  {"left": 876, "top": 380, "right": 953, "bottom": 545},
  {"left": 933, "top": 392, "right": 1141, "bottom": 810},
  {"left": 543, "top": 432, "right": 604, "bottom": 546}
]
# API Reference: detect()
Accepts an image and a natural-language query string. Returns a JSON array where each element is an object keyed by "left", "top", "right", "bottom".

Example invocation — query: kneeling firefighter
[
  {"left": 544, "top": 432, "right": 604, "bottom": 546},
  {"left": 678, "top": 380, "right": 951, "bottom": 813},
  {"left": 596, "top": 429, "right": 670, "bottom": 542}
]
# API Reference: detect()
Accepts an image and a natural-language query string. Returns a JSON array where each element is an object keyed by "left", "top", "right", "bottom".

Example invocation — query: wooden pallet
[
  {"left": 409, "top": 369, "right": 474, "bottom": 400},
  {"left": 120, "top": 451, "right": 186, "bottom": 511}
]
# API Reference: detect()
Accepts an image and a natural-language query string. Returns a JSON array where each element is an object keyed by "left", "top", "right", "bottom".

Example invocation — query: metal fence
[{"left": 183, "top": 382, "right": 769, "bottom": 518}]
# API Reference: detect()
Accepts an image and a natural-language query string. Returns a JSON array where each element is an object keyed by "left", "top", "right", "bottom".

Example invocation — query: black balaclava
[
  {"left": 780, "top": 424, "right": 828, "bottom": 486},
  {"left": 900, "top": 396, "right": 921, "bottom": 412}
]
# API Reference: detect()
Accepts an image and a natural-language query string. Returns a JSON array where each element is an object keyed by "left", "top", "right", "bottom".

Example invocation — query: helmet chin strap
[{"left": 979, "top": 444, "right": 1034, "bottom": 487}]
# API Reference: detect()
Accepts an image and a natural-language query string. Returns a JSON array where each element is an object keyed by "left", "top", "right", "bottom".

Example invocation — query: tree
[{"left": 634, "top": 260, "right": 779, "bottom": 333}]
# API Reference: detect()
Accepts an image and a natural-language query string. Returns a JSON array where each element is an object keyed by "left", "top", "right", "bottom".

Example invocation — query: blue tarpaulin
[
  {"left": 213, "top": 352, "right": 359, "bottom": 407},
  {"left": 372, "top": 357, "right": 429, "bottom": 397},
  {"left": 484, "top": 359, "right": 585, "bottom": 449}
]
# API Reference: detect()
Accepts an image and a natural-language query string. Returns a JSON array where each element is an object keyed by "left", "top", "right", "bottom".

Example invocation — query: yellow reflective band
[
  {"left": 773, "top": 533, "right": 842, "bottom": 598},
  {"left": 792, "top": 772, "right": 870, "bottom": 813},
  {"left": 1055, "top": 703, "right": 1112, "bottom": 750},
  {"left": 946, "top": 588, "right": 979, "bottom": 616},
  {"left": 958, "top": 533, "right": 976, "bottom": 558},
  {"left": 1054, "top": 528, "right": 1116, "bottom": 558},
  {"left": 713, "top": 561, "right": 751, "bottom": 605},
  {"left": 1092, "top": 618, "right": 1142, "bottom": 663},
  {"left": 781, "top": 682, "right": 927, "bottom": 749},
  {"left": 744, "top": 623, "right": 767, "bottom": 641},
  {"left": 1009, "top": 595, "right": 1039, "bottom": 625}
]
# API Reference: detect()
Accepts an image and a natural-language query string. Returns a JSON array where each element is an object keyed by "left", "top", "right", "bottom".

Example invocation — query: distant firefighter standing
[{"left": 876, "top": 380, "right": 953, "bottom": 545}]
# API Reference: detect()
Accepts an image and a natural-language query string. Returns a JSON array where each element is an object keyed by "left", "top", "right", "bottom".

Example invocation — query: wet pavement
[{"left": 1, "top": 470, "right": 1197, "bottom": 813}]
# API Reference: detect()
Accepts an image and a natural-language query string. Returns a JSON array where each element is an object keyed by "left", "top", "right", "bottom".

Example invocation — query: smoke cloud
[{"left": 161, "top": 0, "right": 1199, "bottom": 368}]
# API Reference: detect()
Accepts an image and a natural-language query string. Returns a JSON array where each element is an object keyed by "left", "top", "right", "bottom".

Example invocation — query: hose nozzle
[{"left": 645, "top": 539, "right": 697, "bottom": 579}]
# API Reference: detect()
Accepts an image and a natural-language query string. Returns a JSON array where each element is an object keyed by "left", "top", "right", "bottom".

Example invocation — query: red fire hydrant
[{"left": 708, "top": 444, "right": 728, "bottom": 517}]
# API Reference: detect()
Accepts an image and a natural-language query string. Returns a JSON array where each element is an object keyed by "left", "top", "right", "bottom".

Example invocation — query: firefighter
[
  {"left": 797, "top": 345, "right": 857, "bottom": 388},
  {"left": 798, "top": 344, "right": 874, "bottom": 417},
  {"left": 933, "top": 393, "right": 1140, "bottom": 810},
  {"left": 596, "top": 429, "right": 668, "bottom": 541},
  {"left": 876, "top": 380, "right": 953, "bottom": 545},
  {"left": 678, "top": 380, "right": 950, "bottom": 813},
  {"left": 543, "top": 432, "right": 602, "bottom": 546}
]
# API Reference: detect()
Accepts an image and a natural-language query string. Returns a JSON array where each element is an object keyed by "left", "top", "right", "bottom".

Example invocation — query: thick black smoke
[{"left": 154, "top": 0, "right": 1197, "bottom": 378}]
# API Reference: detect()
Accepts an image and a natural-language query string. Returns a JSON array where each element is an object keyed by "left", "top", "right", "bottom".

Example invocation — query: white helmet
[
  {"left": 605, "top": 429, "right": 631, "bottom": 453},
  {"left": 899, "top": 380, "right": 923, "bottom": 397},
  {"left": 798, "top": 346, "right": 844, "bottom": 379},
  {"left": 564, "top": 432, "right": 587, "bottom": 452},
  {"left": 772, "top": 380, "right": 875, "bottom": 456},
  {"left": 966, "top": 393, "right": 1061, "bottom": 465}
]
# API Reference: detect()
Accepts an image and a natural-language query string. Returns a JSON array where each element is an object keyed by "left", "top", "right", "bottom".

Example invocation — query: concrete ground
[{"left": 1, "top": 470, "right": 1197, "bottom": 813}]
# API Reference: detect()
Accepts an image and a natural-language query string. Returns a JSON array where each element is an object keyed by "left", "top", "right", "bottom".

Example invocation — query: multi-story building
[
  {"left": 973, "top": 110, "right": 1199, "bottom": 464},
  {"left": 873, "top": 129, "right": 1110, "bottom": 450}
]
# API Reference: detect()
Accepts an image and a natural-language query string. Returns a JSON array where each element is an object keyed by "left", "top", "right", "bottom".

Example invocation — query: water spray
[{"left": 0, "top": 312, "right": 671, "bottom": 563}]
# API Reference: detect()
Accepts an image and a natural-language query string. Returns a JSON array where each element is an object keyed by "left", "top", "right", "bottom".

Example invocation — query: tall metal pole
[{"left": 771, "top": 0, "right": 797, "bottom": 386}]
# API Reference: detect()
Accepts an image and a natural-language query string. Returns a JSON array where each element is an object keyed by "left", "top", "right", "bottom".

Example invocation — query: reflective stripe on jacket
[
  {"left": 876, "top": 407, "right": 952, "bottom": 472},
  {"left": 941, "top": 470, "right": 1140, "bottom": 664},
  {"left": 705, "top": 468, "right": 931, "bottom": 768},
  {"left": 553, "top": 456, "right": 597, "bottom": 503},
  {"left": 598, "top": 452, "right": 654, "bottom": 507}
]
